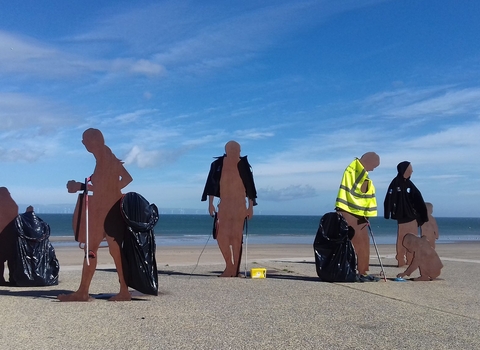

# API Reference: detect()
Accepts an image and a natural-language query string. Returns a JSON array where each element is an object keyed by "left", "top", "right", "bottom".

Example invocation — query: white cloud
[
  {"left": 123, "top": 143, "right": 191, "bottom": 168},
  {"left": 113, "top": 109, "right": 158, "bottom": 124},
  {"left": 408, "top": 121, "right": 480, "bottom": 149},
  {"left": 0, "top": 93, "right": 75, "bottom": 130},
  {"left": 363, "top": 86, "right": 480, "bottom": 119},
  {"left": 1, "top": 1, "right": 390, "bottom": 83},
  {"left": 260, "top": 184, "right": 317, "bottom": 201},
  {"left": 0, "top": 31, "right": 103, "bottom": 78},
  {"left": 0, "top": 31, "right": 166, "bottom": 80},
  {"left": 0, "top": 130, "right": 61, "bottom": 163},
  {"left": 234, "top": 129, "right": 275, "bottom": 140},
  {"left": 71, "top": 1, "right": 386, "bottom": 77},
  {"left": 130, "top": 59, "right": 165, "bottom": 77},
  {"left": 124, "top": 145, "right": 161, "bottom": 168}
]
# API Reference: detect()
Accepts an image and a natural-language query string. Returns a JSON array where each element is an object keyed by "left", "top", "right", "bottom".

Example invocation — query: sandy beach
[{"left": 1, "top": 241, "right": 479, "bottom": 349}]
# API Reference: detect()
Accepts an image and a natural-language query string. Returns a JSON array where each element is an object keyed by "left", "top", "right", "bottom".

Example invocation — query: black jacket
[
  {"left": 384, "top": 161, "right": 428, "bottom": 226},
  {"left": 201, "top": 155, "right": 257, "bottom": 205}
]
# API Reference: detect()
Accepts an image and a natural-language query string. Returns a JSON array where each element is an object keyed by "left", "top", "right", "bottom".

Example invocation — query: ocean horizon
[{"left": 34, "top": 213, "right": 480, "bottom": 247}]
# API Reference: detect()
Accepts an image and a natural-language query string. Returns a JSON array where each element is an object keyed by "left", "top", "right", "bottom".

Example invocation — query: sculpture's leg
[
  {"left": 340, "top": 211, "right": 370, "bottom": 275},
  {"left": 396, "top": 227, "right": 407, "bottom": 267},
  {"left": 397, "top": 221, "right": 417, "bottom": 266},
  {"left": 216, "top": 218, "right": 236, "bottom": 277},
  {"left": 104, "top": 200, "right": 131, "bottom": 301},
  {"left": 105, "top": 234, "right": 131, "bottom": 301},
  {"left": 352, "top": 223, "right": 370, "bottom": 275},
  {"left": 216, "top": 199, "right": 246, "bottom": 277},
  {"left": 231, "top": 230, "right": 243, "bottom": 277},
  {"left": 57, "top": 233, "right": 103, "bottom": 302}
]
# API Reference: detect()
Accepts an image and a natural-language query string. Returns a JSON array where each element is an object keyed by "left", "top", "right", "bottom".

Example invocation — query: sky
[{"left": 1, "top": 0, "right": 480, "bottom": 217}]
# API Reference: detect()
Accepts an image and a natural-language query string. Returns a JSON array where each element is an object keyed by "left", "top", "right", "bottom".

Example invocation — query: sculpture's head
[
  {"left": 82, "top": 128, "right": 105, "bottom": 153},
  {"left": 0, "top": 187, "right": 16, "bottom": 208},
  {"left": 225, "top": 140, "right": 241, "bottom": 158},
  {"left": 359, "top": 152, "right": 380, "bottom": 171},
  {"left": 397, "top": 161, "right": 412, "bottom": 179},
  {"left": 0, "top": 187, "right": 9, "bottom": 198},
  {"left": 425, "top": 202, "right": 433, "bottom": 215}
]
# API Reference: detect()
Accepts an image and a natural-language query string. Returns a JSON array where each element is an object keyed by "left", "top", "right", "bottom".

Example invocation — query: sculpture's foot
[
  {"left": 57, "top": 291, "right": 94, "bottom": 302},
  {"left": 219, "top": 269, "right": 237, "bottom": 277},
  {"left": 108, "top": 291, "right": 132, "bottom": 301},
  {"left": 413, "top": 276, "right": 432, "bottom": 281}
]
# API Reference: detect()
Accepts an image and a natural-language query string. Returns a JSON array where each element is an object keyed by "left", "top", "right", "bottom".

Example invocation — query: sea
[{"left": 38, "top": 214, "right": 480, "bottom": 247}]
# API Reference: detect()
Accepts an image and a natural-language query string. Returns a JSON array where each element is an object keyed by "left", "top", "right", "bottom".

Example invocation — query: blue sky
[{"left": 1, "top": 0, "right": 479, "bottom": 217}]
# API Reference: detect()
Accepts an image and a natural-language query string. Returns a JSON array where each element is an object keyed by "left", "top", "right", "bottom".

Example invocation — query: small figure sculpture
[
  {"left": 384, "top": 161, "right": 428, "bottom": 267},
  {"left": 335, "top": 152, "right": 380, "bottom": 276},
  {"left": 58, "top": 128, "right": 133, "bottom": 301},
  {"left": 0, "top": 187, "right": 18, "bottom": 285},
  {"left": 201, "top": 141, "right": 257, "bottom": 277},
  {"left": 421, "top": 202, "right": 439, "bottom": 248},
  {"left": 397, "top": 233, "right": 443, "bottom": 281}
]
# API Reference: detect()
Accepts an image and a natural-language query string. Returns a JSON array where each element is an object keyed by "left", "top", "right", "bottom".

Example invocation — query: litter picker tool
[
  {"left": 367, "top": 220, "right": 387, "bottom": 281},
  {"left": 189, "top": 211, "right": 215, "bottom": 278},
  {"left": 244, "top": 217, "right": 248, "bottom": 278},
  {"left": 84, "top": 177, "right": 90, "bottom": 266}
]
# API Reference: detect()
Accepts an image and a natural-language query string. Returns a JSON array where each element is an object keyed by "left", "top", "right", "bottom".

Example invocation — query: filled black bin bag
[
  {"left": 121, "top": 192, "right": 159, "bottom": 296},
  {"left": 313, "top": 212, "right": 357, "bottom": 282},
  {"left": 12, "top": 211, "right": 59, "bottom": 287}
]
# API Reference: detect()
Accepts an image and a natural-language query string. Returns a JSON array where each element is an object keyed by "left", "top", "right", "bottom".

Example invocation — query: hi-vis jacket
[{"left": 335, "top": 158, "right": 377, "bottom": 217}]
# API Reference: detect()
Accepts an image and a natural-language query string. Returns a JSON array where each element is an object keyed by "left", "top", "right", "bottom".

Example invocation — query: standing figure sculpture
[
  {"left": 421, "top": 202, "right": 439, "bottom": 249},
  {"left": 202, "top": 141, "right": 257, "bottom": 277},
  {"left": 384, "top": 161, "right": 428, "bottom": 267},
  {"left": 58, "top": 128, "right": 133, "bottom": 301},
  {"left": 335, "top": 152, "right": 380, "bottom": 277}
]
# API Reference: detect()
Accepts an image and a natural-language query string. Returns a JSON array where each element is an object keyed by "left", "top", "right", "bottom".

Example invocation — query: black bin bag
[
  {"left": 12, "top": 211, "right": 59, "bottom": 287},
  {"left": 121, "top": 192, "right": 159, "bottom": 296},
  {"left": 313, "top": 212, "right": 357, "bottom": 282}
]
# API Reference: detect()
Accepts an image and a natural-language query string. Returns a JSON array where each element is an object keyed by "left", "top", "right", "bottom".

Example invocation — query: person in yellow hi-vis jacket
[{"left": 335, "top": 152, "right": 380, "bottom": 278}]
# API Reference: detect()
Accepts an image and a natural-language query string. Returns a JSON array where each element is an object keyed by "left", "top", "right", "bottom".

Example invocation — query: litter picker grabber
[
  {"left": 244, "top": 217, "right": 248, "bottom": 278},
  {"left": 189, "top": 212, "right": 215, "bottom": 278},
  {"left": 367, "top": 221, "right": 387, "bottom": 281},
  {"left": 84, "top": 177, "right": 90, "bottom": 266}
]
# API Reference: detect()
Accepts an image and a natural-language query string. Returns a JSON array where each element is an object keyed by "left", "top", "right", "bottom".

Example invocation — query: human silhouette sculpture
[
  {"left": 0, "top": 187, "right": 18, "bottom": 285},
  {"left": 202, "top": 141, "right": 257, "bottom": 277},
  {"left": 421, "top": 202, "right": 439, "bottom": 249},
  {"left": 384, "top": 161, "right": 428, "bottom": 267},
  {"left": 58, "top": 128, "right": 133, "bottom": 301},
  {"left": 335, "top": 152, "right": 380, "bottom": 276},
  {"left": 397, "top": 233, "right": 443, "bottom": 281}
]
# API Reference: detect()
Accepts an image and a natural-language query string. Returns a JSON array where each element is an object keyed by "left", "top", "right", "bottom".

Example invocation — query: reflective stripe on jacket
[{"left": 335, "top": 158, "right": 377, "bottom": 217}]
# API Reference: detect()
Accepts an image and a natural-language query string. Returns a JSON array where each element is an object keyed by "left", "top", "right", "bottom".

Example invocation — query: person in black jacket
[
  {"left": 384, "top": 161, "right": 428, "bottom": 267},
  {"left": 202, "top": 141, "right": 257, "bottom": 277}
]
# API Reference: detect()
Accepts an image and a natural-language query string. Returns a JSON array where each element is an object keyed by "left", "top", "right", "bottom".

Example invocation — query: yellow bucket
[{"left": 250, "top": 268, "right": 267, "bottom": 279}]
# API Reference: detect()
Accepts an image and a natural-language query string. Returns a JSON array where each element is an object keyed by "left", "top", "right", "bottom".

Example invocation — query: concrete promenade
[{"left": 0, "top": 243, "right": 479, "bottom": 349}]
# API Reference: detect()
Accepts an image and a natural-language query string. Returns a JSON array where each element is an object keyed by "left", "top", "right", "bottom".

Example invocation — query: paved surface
[{"left": 0, "top": 243, "right": 479, "bottom": 349}]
